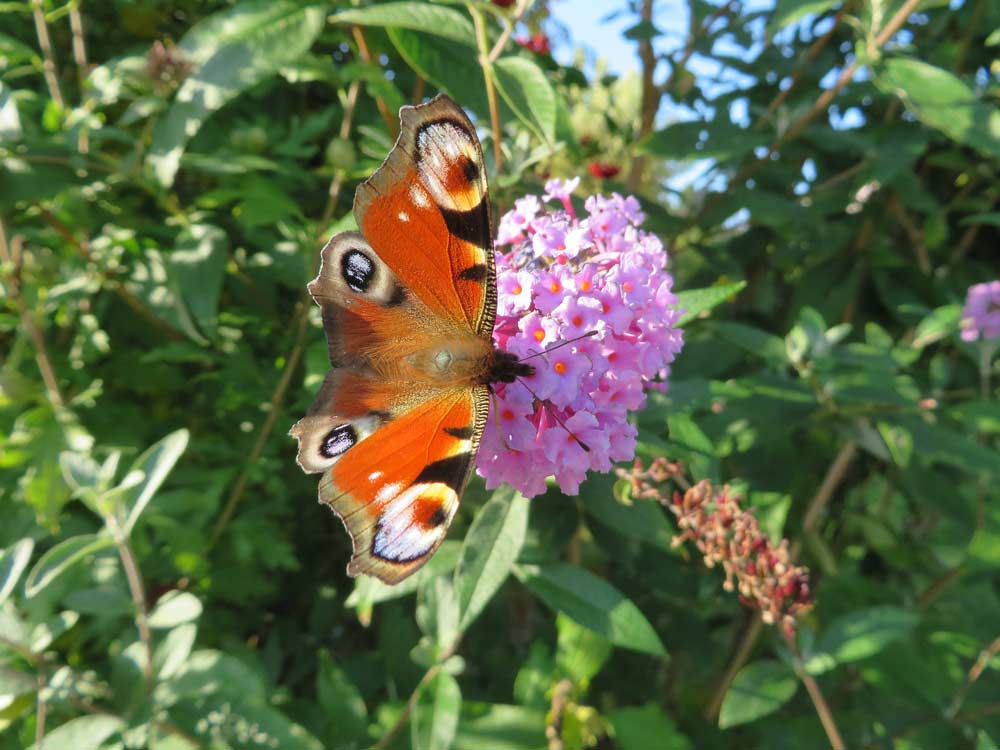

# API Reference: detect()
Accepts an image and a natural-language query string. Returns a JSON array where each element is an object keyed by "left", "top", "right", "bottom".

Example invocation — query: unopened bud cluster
[{"left": 621, "top": 458, "right": 813, "bottom": 632}]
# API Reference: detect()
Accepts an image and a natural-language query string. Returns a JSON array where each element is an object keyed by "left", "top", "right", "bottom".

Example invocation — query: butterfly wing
[
  {"left": 292, "top": 95, "right": 496, "bottom": 583},
  {"left": 355, "top": 94, "right": 496, "bottom": 338}
]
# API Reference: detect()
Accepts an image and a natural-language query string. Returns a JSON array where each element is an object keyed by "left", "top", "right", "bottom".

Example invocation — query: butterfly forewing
[{"left": 292, "top": 94, "right": 496, "bottom": 584}]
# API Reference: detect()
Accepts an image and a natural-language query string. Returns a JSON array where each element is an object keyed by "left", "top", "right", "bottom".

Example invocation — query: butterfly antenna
[
  {"left": 487, "top": 386, "right": 513, "bottom": 451},
  {"left": 515, "top": 377, "right": 590, "bottom": 453},
  {"left": 520, "top": 330, "right": 598, "bottom": 361}
]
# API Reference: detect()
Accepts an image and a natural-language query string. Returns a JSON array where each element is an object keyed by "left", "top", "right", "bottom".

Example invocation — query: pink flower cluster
[
  {"left": 475, "top": 177, "right": 684, "bottom": 497},
  {"left": 960, "top": 281, "right": 1000, "bottom": 342}
]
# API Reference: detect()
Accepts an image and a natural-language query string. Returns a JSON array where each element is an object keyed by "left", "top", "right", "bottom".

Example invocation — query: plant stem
[
  {"left": 31, "top": 0, "right": 65, "bottom": 108},
  {"left": 320, "top": 79, "right": 361, "bottom": 235},
  {"left": 469, "top": 5, "right": 503, "bottom": 173},
  {"left": 209, "top": 304, "right": 310, "bottom": 549},
  {"left": 786, "top": 631, "right": 846, "bottom": 750},
  {"left": 487, "top": 0, "right": 533, "bottom": 64},
  {"left": 107, "top": 518, "right": 154, "bottom": 687},
  {"left": 0, "top": 219, "right": 66, "bottom": 409},
  {"left": 351, "top": 26, "right": 397, "bottom": 139}
]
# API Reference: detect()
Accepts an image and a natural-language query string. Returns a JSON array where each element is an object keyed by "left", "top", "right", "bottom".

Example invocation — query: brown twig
[
  {"left": 752, "top": 5, "right": 849, "bottom": 131},
  {"left": 629, "top": 0, "right": 734, "bottom": 192},
  {"left": 106, "top": 515, "right": 155, "bottom": 687},
  {"left": 35, "top": 662, "right": 48, "bottom": 749},
  {"left": 470, "top": 6, "right": 504, "bottom": 173},
  {"left": 696, "top": 0, "right": 922, "bottom": 225},
  {"left": 31, "top": 0, "right": 65, "bottom": 108},
  {"left": 947, "top": 634, "right": 1000, "bottom": 718},
  {"left": 371, "top": 641, "right": 460, "bottom": 750},
  {"left": 0, "top": 219, "right": 66, "bottom": 409},
  {"left": 320, "top": 79, "right": 361, "bottom": 234},
  {"left": 352, "top": 26, "right": 398, "bottom": 139},
  {"left": 785, "top": 631, "right": 846, "bottom": 750},
  {"left": 208, "top": 305, "right": 310, "bottom": 549},
  {"left": 69, "top": 3, "right": 89, "bottom": 83},
  {"left": 886, "top": 194, "right": 930, "bottom": 274},
  {"left": 704, "top": 441, "right": 857, "bottom": 720},
  {"left": 487, "top": 0, "right": 533, "bottom": 64},
  {"left": 545, "top": 679, "right": 573, "bottom": 750}
]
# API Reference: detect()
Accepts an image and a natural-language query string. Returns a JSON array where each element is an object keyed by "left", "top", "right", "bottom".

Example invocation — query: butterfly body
[{"left": 292, "top": 95, "right": 531, "bottom": 584}]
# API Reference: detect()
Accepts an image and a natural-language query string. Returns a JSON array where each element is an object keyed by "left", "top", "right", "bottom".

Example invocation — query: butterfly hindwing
[{"left": 319, "top": 386, "right": 489, "bottom": 584}]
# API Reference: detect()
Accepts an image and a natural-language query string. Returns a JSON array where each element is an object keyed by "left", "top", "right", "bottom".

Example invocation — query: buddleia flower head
[{"left": 477, "top": 178, "right": 684, "bottom": 497}]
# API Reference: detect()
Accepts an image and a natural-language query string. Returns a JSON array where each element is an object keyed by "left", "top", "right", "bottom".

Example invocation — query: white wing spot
[
  {"left": 410, "top": 185, "right": 430, "bottom": 208},
  {"left": 374, "top": 482, "right": 403, "bottom": 506},
  {"left": 398, "top": 211, "right": 409, "bottom": 222},
  {"left": 368, "top": 471, "right": 383, "bottom": 482}
]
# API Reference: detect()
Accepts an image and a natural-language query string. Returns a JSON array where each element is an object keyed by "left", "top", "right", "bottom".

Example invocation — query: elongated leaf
[
  {"left": 154, "top": 623, "right": 198, "bottom": 679},
  {"left": 415, "top": 671, "right": 461, "bottom": 750},
  {"left": 581, "top": 475, "right": 673, "bottom": 550},
  {"left": 31, "top": 610, "right": 79, "bottom": 653},
  {"left": 332, "top": 2, "right": 476, "bottom": 46},
  {"left": 149, "top": 591, "right": 203, "bottom": 628},
  {"left": 455, "top": 487, "right": 529, "bottom": 630},
  {"left": 170, "top": 224, "right": 228, "bottom": 336},
  {"left": 0, "top": 539, "right": 34, "bottom": 606},
  {"left": 814, "top": 606, "right": 919, "bottom": 665},
  {"left": 675, "top": 281, "right": 746, "bottom": 326},
  {"left": 317, "top": 651, "right": 369, "bottom": 743},
  {"left": 608, "top": 704, "right": 692, "bottom": 750},
  {"left": 24, "top": 534, "right": 115, "bottom": 599},
  {"left": 718, "top": 661, "right": 798, "bottom": 729},
  {"left": 124, "top": 429, "right": 190, "bottom": 533},
  {"left": 25, "top": 714, "right": 125, "bottom": 750},
  {"left": 388, "top": 28, "right": 496, "bottom": 126},
  {"left": 555, "top": 613, "right": 612, "bottom": 684},
  {"left": 453, "top": 704, "right": 546, "bottom": 750},
  {"left": 876, "top": 58, "right": 1000, "bottom": 160},
  {"left": 514, "top": 563, "right": 666, "bottom": 655},
  {"left": 148, "top": 1, "right": 325, "bottom": 185},
  {"left": 493, "top": 56, "right": 557, "bottom": 145},
  {"left": 912, "top": 305, "right": 961, "bottom": 349}
]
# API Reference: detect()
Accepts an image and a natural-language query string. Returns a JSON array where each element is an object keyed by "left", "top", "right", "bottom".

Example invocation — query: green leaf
[
  {"left": 0, "top": 82, "right": 21, "bottom": 142},
  {"left": 718, "top": 661, "right": 798, "bottom": 729},
  {"left": 415, "top": 671, "right": 461, "bottom": 750},
  {"left": 514, "top": 563, "right": 666, "bottom": 656},
  {"left": 388, "top": 28, "right": 496, "bottom": 127},
  {"left": 24, "top": 534, "right": 115, "bottom": 599},
  {"left": 875, "top": 57, "right": 1000, "bottom": 160},
  {"left": 170, "top": 224, "right": 228, "bottom": 336},
  {"left": 317, "top": 651, "right": 369, "bottom": 743},
  {"left": 555, "top": 613, "right": 612, "bottom": 685},
  {"left": 147, "top": 1, "right": 325, "bottom": 186},
  {"left": 25, "top": 715, "right": 124, "bottom": 750},
  {"left": 675, "top": 281, "right": 747, "bottom": 326},
  {"left": 455, "top": 487, "right": 529, "bottom": 631},
  {"left": 332, "top": 2, "right": 476, "bottom": 46},
  {"left": 123, "top": 429, "right": 190, "bottom": 533},
  {"left": 0, "top": 539, "right": 34, "bottom": 606},
  {"left": 0, "top": 667, "right": 37, "bottom": 705},
  {"left": 607, "top": 703, "right": 692, "bottom": 750},
  {"left": 581, "top": 475, "right": 674, "bottom": 551},
  {"left": 713, "top": 322, "right": 788, "bottom": 365},
  {"left": 157, "top": 649, "right": 266, "bottom": 706},
  {"left": 30, "top": 610, "right": 79, "bottom": 653},
  {"left": 640, "top": 121, "right": 767, "bottom": 162},
  {"left": 149, "top": 591, "right": 203, "bottom": 628},
  {"left": 154, "top": 623, "right": 198, "bottom": 680},
  {"left": 769, "top": 0, "right": 840, "bottom": 32},
  {"left": 493, "top": 56, "right": 557, "bottom": 144},
  {"left": 665, "top": 414, "right": 716, "bottom": 482},
  {"left": 912, "top": 305, "right": 961, "bottom": 348},
  {"left": 454, "top": 704, "right": 547, "bottom": 750},
  {"left": 346, "top": 541, "right": 461, "bottom": 615},
  {"left": 814, "top": 606, "right": 919, "bottom": 665}
]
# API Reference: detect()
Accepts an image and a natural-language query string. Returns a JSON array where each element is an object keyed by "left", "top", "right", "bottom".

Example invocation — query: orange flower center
[
  {"left": 554, "top": 361, "right": 567, "bottom": 375},
  {"left": 533, "top": 329, "right": 545, "bottom": 342},
  {"left": 580, "top": 280, "right": 591, "bottom": 291}
]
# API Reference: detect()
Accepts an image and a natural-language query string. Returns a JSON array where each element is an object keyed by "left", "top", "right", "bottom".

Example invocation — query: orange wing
[{"left": 355, "top": 94, "right": 496, "bottom": 339}]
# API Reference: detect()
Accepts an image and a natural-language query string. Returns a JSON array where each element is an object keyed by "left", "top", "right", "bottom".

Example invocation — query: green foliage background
[{"left": 1, "top": 1, "right": 999, "bottom": 748}]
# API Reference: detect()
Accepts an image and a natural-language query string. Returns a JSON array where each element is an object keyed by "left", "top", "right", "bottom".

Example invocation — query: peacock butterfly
[{"left": 291, "top": 94, "right": 533, "bottom": 584}]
